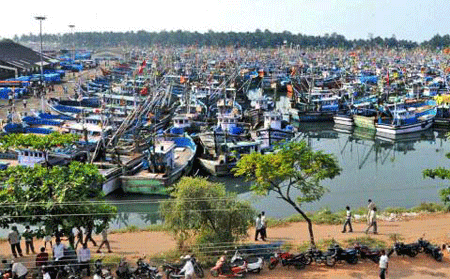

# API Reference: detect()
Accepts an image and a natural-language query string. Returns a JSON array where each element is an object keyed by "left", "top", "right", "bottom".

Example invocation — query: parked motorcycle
[
  {"left": 268, "top": 251, "right": 307, "bottom": 270},
  {"left": 418, "top": 238, "right": 443, "bottom": 262},
  {"left": 163, "top": 255, "right": 204, "bottom": 279},
  {"left": 392, "top": 241, "right": 420, "bottom": 257},
  {"left": 304, "top": 247, "right": 336, "bottom": 267},
  {"left": 353, "top": 243, "right": 381, "bottom": 263},
  {"left": 94, "top": 258, "right": 114, "bottom": 279},
  {"left": 210, "top": 255, "right": 247, "bottom": 278},
  {"left": 231, "top": 249, "right": 264, "bottom": 273},
  {"left": 116, "top": 258, "right": 137, "bottom": 279},
  {"left": 327, "top": 244, "right": 358, "bottom": 264},
  {"left": 135, "top": 257, "right": 163, "bottom": 279}
]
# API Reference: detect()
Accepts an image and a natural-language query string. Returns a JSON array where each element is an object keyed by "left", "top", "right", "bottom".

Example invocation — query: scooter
[
  {"left": 210, "top": 256, "right": 247, "bottom": 278},
  {"left": 230, "top": 249, "right": 263, "bottom": 273}
]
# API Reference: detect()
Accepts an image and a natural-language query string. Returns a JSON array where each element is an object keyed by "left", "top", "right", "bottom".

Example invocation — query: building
[{"left": 0, "top": 39, "right": 58, "bottom": 80}]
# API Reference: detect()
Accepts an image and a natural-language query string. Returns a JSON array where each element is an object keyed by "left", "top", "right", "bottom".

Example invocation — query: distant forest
[{"left": 14, "top": 29, "right": 450, "bottom": 49}]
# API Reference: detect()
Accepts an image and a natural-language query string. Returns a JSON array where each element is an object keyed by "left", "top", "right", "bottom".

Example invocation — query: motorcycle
[
  {"left": 230, "top": 249, "right": 264, "bottom": 273},
  {"left": 94, "top": 258, "right": 114, "bottom": 279},
  {"left": 353, "top": 243, "right": 381, "bottom": 263},
  {"left": 135, "top": 257, "right": 163, "bottom": 279},
  {"left": 418, "top": 238, "right": 443, "bottom": 262},
  {"left": 210, "top": 256, "right": 247, "bottom": 278},
  {"left": 268, "top": 251, "right": 307, "bottom": 270},
  {"left": 304, "top": 247, "right": 336, "bottom": 267},
  {"left": 392, "top": 241, "right": 420, "bottom": 257},
  {"left": 327, "top": 244, "right": 358, "bottom": 264},
  {"left": 116, "top": 258, "right": 137, "bottom": 279}
]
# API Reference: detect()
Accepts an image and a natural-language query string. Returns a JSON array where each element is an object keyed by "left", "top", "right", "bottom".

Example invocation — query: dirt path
[{"left": 2, "top": 213, "right": 450, "bottom": 278}]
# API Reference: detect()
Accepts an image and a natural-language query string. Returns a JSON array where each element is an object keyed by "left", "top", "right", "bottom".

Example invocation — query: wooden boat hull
[
  {"left": 333, "top": 115, "right": 354, "bottom": 126},
  {"left": 198, "top": 157, "right": 236, "bottom": 176},
  {"left": 353, "top": 115, "right": 376, "bottom": 129},
  {"left": 375, "top": 118, "right": 434, "bottom": 135}
]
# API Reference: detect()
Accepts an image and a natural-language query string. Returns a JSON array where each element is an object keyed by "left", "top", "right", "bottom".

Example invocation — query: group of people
[
  {"left": 341, "top": 199, "right": 378, "bottom": 234},
  {"left": 4, "top": 225, "right": 113, "bottom": 278}
]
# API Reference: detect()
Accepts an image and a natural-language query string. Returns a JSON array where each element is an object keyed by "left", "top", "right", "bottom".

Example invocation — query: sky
[{"left": 0, "top": 0, "right": 448, "bottom": 43}]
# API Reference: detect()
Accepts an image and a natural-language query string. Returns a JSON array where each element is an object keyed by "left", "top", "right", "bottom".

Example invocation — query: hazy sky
[{"left": 1, "top": 0, "right": 448, "bottom": 42}]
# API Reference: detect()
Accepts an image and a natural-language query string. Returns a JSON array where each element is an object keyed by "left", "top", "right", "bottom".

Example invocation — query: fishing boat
[
  {"left": 198, "top": 140, "right": 261, "bottom": 176},
  {"left": 375, "top": 103, "right": 436, "bottom": 135},
  {"left": 256, "top": 111, "right": 295, "bottom": 150},
  {"left": 120, "top": 134, "right": 197, "bottom": 195}
]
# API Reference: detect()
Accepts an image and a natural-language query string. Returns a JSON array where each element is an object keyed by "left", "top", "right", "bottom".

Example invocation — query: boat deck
[{"left": 125, "top": 147, "right": 193, "bottom": 179}]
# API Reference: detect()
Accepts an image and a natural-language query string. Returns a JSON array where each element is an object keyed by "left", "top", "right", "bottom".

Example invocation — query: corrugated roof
[{"left": 0, "top": 39, "right": 54, "bottom": 70}]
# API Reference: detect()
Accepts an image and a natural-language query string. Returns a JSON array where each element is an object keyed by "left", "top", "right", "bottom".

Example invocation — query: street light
[
  {"left": 34, "top": 16, "right": 46, "bottom": 78},
  {"left": 68, "top": 24, "right": 75, "bottom": 61}
]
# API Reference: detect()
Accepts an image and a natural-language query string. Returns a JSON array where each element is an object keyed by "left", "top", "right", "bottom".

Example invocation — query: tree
[
  {"left": 234, "top": 141, "right": 341, "bottom": 246},
  {"left": 0, "top": 161, "right": 116, "bottom": 247},
  {"left": 423, "top": 150, "right": 450, "bottom": 209},
  {"left": 160, "top": 177, "right": 254, "bottom": 248}
]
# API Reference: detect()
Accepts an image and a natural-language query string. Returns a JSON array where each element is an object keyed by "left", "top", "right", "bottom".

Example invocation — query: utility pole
[
  {"left": 68, "top": 25, "right": 75, "bottom": 61},
  {"left": 35, "top": 16, "right": 46, "bottom": 112}
]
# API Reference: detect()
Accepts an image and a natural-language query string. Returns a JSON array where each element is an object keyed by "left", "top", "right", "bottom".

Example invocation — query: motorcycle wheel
[
  {"left": 303, "top": 256, "right": 313, "bottom": 265},
  {"left": 166, "top": 270, "right": 175, "bottom": 279},
  {"left": 268, "top": 257, "right": 278, "bottom": 270},
  {"left": 210, "top": 269, "right": 219, "bottom": 277},
  {"left": 325, "top": 256, "right": 336, "bottom": 267},
  {"left": 408, "top": 250, "right": 418, "bottom": 257},
  {"left": 435, "top": 253, "right": 443, "bottom": 262},
  {"left": 346, "top": 256, "right": 358, "bottom": 265}
]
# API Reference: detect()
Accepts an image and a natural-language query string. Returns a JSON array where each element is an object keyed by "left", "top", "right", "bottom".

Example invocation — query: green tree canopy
[
  {"left": 234, "top": 141, "right": 341, "bottom": 246},
  {"left": 160, "top": 177, "right": 254, "bottom": 248},
  {"left": 423, "top": 151, "right": 450, "bottom": 209},
  {"left": 0, "top": 161, "right": 116, "bottom": 245},
  {"left": 0, "top": 132, "right": 79, "bottom": 152}
]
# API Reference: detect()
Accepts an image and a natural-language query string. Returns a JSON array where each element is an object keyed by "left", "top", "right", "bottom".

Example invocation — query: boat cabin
[
  {"left": 152, "top": 141, "right": 175, "bottom": 172},
  {"left": 173, "top": 115, "right": 193, "bottom": 129},
  {"left": 18, "top": 149, "right": 46, "bottom": 167},
  {"left": 218, "top": 114, "right": 239, "bottom": 131},
  {"left": 263, "top": 112, "right": 282, "bottom": 130}
]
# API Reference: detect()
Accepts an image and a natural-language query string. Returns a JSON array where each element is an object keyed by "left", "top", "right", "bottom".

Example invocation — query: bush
[
  {"left": 411, "top": 202, "right": 445, "bottom": 213},
  {"left": 383, "top": 207, "right": 409, "bottom": 214},
  {"left": 309, "top": 208, "right": 343, "bottom": 225},
  {"left": 342, "top": 236, "right": 387, "bottom": 249}
]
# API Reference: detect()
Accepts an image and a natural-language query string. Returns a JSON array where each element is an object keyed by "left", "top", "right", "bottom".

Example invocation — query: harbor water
[{"left": 106, "top": 122, "right": 450, "bottom": 228}]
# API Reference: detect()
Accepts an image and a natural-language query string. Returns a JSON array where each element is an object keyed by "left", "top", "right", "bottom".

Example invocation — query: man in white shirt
[
  {"left": 379, "top": 249, "right": 388, "bottom": 279},
  {"left": 367, "top": 199, "right": 376, "bottom": 223},
  {"left": 52, "top": 237, "right": 65, "bottom": 260},
  {"left": 11, "top": 260, "right": 28, "bottom": 279},
  {"left": 365, "top": 207, "right": 378, "bottom": 234},
  {"left": 255, "top": 214, "right": 263, "bottom": 241},
  {"left": 342, "top": 205, "right": 353, "bottom": 233},
  {"left": 78, "top": 243, "right": 91, "bottom": 276},
  {"left": 261, "top": 211, "right": 267, "bottom": 241},
  {"left": 179, "top": 255, "right": 195, "bottom": 279}
]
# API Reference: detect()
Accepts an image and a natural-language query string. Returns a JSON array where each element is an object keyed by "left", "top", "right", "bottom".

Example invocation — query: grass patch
[
  {"left": 383, "top": 207, "right": 410, "bottom": 214},
  {"left": 388, "top": 233, "right": 403, "bottom": 243},
  {"left": 342, "top": 236, "right": 387, "bottom": 249},
  {"left": 150, "top": 249, "right": 184, "bottom": 264},
  {"left": 111, "top": 224, "right": 166, "bottom": 234},
  {"left": 91, "top": 254, "right": 123, "bottom": 268},
  {"left": 411, "top": 202, "right": 445, "bottom": 213},
  {"left": 310, "top": 208, "right": 345, "bottom": 225},
  {"left": 0, "top": 237, "right": 7, "bottom": 243}
]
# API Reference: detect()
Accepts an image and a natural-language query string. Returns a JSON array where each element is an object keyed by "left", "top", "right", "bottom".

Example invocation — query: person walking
[
  {"left": 367, "top": 199, "right": 375, "bottom": 220},
  {"left": 8, "top": 226, "right": 23, "bottom": 258},
  {"left": 342, "top": 206, "right": 353, "bottom": 233},
  {"left": 22, "top": 99, "right": 27, "bottom": 109},
  {"left": 23, "top": 225, "right": 35, "bottom": 254},
  {"left": 261, "top": 211, "right": 267, "bottom": 241},
  {"left": 44, "top": 232, "right": 52, "bottom": 249},
  {"left": 78, "top": 243, "right": 91, "bottom": 277},
  {"left": 97, "top": 227, "right": 112, "bottom": 253},
  {"left": 255, "top": 214, "right": 263, "bottom": 241},
  {"left": 379, "top": 249, "right": 389, "bottom": 279},
  {"left": 365, "top": 207, "right": 378, "bottom": 234},
  {"left": 75, "top": 227, "right": 84, "bottom": 249},
  {"left": 84, "top": 223, "right": 97, "bottom": 247}
]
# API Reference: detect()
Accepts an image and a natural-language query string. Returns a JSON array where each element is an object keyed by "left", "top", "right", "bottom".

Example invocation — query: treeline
[{"left": 14, "top": 29, "right": 450, "bottom": 49}]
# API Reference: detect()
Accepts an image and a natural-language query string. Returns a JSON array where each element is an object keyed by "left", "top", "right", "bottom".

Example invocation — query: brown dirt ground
[{"left": 2, "top": 213, "right": 450, "bottom": 278}]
